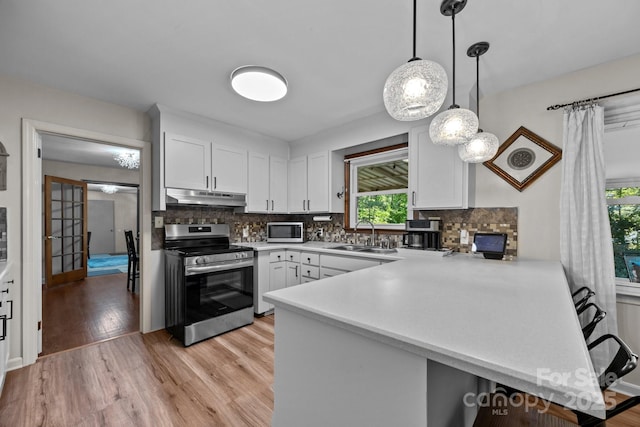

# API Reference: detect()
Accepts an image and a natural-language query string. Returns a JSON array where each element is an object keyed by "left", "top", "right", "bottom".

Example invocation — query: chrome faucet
[{"left": 354, "top": 220, "right": 375, "bottom": 246}]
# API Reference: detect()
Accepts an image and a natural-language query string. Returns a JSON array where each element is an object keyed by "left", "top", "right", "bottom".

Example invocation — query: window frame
[
  {"left": 344, "top": 144, "right": 408, "bottom": 231},
  {"left": 606, "top": 178, "right": 640, "bottom": 295}
]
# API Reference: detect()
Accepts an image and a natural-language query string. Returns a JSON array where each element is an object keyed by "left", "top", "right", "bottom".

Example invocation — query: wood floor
[
  {"left": 0, "top": 316, "right": 275, "bottom": 426},
  {"left": 3, "top": 311, "right": 640, "bottom": 426},
  {"left": 42, "top": 272, "right": 139, "bottom": 355}
]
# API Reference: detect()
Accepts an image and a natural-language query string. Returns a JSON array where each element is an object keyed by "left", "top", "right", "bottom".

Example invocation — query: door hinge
[
  {"left": 37, "top": 321, "right": 42, "bottom": 331},
  {"left": 37, "top": 148, "right": 41, "bottom": 158}
]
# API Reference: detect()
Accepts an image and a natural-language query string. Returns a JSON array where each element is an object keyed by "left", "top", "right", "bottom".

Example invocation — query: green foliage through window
[
  {"left": 606, "top": 186, "right": 640, "bottom": 279},
  {"left": 357, "top": 193, "right": 407, "bottom": 225}
]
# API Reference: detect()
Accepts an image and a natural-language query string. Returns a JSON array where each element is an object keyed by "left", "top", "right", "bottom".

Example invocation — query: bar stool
[
  {"left": 577, "top": 302, "right": 606, "bottom": 340},
  {"left": 572, "top": 286, "right": 595, "bottom": 312},
  {"left": 473, "top": 334, "right": 640, "bottom": 427}
]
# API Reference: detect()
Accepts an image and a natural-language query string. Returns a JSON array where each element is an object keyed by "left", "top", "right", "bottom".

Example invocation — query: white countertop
[{"left": 264, "top": 253, "right": 606, "bottom": 417}]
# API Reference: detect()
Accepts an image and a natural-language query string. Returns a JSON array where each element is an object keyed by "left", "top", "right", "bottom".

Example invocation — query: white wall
[
  {"left": 87, "top": 191, "right": 137, "bottom": 254},
  {"left": 0, "top": 73, "right": 149, "bottom": 368},
  {"left": 478, "top": 54, "right": 640, "bottom": 260}
]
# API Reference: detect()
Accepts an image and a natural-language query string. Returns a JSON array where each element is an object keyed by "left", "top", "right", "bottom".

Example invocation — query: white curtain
[{"left": 560, "top": 105, "right": 617, "bottom": 341}]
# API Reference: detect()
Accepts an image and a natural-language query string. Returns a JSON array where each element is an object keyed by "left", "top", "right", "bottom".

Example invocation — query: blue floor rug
[
  {"left": 88, "top": 268, "right": 123, "bottom": 277},
  {"left": 88, "top": 254, "right": 128, "bottom": 268}
]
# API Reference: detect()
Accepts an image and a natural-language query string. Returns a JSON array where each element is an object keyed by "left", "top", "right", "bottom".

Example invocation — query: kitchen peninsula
[{"left": 264, "top": 254, "right": 605, "bottom": 427}]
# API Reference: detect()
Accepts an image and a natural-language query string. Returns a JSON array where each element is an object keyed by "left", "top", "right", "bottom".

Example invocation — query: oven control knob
[{"left": 195, "top": 257, "right": 206, "bottom": 265}]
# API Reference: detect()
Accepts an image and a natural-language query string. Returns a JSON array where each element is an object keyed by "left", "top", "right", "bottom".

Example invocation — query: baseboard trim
[
  {"left": 7, "top": 356, "right": 24, "bottom": 371},
  {"left": 611, "top": 380, "right": 640, "bottom": 396}
]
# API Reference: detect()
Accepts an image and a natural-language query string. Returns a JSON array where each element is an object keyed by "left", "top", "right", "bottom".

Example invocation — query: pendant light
[
  {"left": 429, "top": 0, "right": 478, "bottom": 145},
  {"left": 458, "top": 42, "right": 499, "bottom": 163},
  {"left": 383, "top": 0, "right": 448, "bottom": 121}
]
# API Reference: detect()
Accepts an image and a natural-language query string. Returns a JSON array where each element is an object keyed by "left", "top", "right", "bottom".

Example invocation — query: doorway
[{"left": 21, "top": 119, "right": 150, "bottom": 365}]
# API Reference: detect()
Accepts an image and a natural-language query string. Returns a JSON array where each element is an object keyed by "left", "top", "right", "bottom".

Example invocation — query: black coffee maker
[{"left": 403, "top": 219, "right": 441, "bottom": 250}]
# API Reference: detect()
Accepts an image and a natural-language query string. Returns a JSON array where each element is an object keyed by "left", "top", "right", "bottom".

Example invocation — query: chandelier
[
  {"left": 114, "top": 151, "right": 140, "bottom": 169},
  {"left": 429, "top": 0, "right": 478, "bottom": 146},
  {"left": 383, "top": 0, "right": 448, "bottom": 121},
  {"left": 101, "top": 185, "right": 118, "bottom": 194}
]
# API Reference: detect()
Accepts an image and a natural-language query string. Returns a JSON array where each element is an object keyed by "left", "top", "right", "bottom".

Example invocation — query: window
[
  {"left": 346, "top": 146, "right": 408, "bottom": 230},
  {"left": 606, "top": 180, "right": 640, "bottom": 284}
]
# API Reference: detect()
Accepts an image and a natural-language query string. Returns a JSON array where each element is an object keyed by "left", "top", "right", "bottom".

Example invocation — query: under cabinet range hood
[{"left": 166, "top": 188, "right": 246, "bottom": 207}]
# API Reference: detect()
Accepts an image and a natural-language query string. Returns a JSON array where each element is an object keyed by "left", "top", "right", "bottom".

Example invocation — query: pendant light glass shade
[
  {"left": 458, "top": 131, "right": 499, "bottom": 162},
  {"left": 429, "top": 107, "right": 478, "bottom": 145},
  {"left": 429, "top": 0, "right": 478, "bottom": 145},
  {"left": 384, "top": 60, "right": 448, "bottom": 121}
]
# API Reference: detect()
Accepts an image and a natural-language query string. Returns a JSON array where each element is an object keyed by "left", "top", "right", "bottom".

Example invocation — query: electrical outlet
[
  {"left": 318, "top": 228, "right": 323, "bottom": 237},
  {"left": 460, "top": 229, "right": 469, "bottom": 245},
  {"left": 242, "top": 226, "right": 249, "bottom": 238},
  {"left": 154, "top": 216, "right": 163, "bottom": 228}
]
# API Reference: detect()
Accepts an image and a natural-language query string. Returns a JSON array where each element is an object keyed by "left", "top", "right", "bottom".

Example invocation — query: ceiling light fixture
[
  {"left": 429, "top": 0, "right": 478, "bottom": 145},
  {"left": 458, "top": 42, "right": 499, "bottom": 163},
  {"left": 101, "top": 185, "right": 118, "bottom": 194},
  {"left": 113, "top": 151, "right": 140, "bottom": 169},
  {"left": 383, "top": 0, "right": 448, "bottom": 121},
  {"left": 230, "top": 65, "right": 288, "bottom": 102}
]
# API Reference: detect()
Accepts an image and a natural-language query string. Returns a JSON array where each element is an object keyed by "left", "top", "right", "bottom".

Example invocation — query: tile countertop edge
[{"left": 264, "top": 256, "right": 606, "bottom": 418}]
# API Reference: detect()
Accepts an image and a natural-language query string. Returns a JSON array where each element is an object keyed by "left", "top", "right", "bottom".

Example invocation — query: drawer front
[
  {"left": 285, "top": 250, "right": 300, "bottom": 263},
  {"left": 320, "top": 267, "right": 346, "bottom": 279},
  {"left": 301, "top": 252, "right": 320, "bottom": 266},
  {"left": 301, "top": 265, "right": 320, "bottom": 279},
  {"left": 302, "top": 277, "right": 317, "bottom": 284},
  {"left": 269, "top": 251, "right": 286, "bottom": 263},
  {"left": 321, "top": 254, "right": 380, "bottom": 272}
]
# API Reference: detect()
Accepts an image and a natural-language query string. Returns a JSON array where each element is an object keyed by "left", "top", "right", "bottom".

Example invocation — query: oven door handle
[{"left": 185, "top": 259, "right": 254, "bottom": 276}]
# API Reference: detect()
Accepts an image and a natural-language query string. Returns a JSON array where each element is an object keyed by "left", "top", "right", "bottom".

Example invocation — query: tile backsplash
[
  {"left": 415, "top": 207, "right": 518, "bottom": 256},
  {"left": 152, "top": 205, "right": 518, "bottom": 256}
]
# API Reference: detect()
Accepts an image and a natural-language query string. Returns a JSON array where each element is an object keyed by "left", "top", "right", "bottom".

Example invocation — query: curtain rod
[{"left": 546, "top": 87, "right": 640, "bottom": 111}]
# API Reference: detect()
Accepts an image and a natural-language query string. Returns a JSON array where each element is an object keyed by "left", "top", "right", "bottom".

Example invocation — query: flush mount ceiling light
[
  {"left": 113, "top": 150, "right": 140, "bottom": 169},
  {"left": 101, "top": 184, "right": 118, "bottom": 194},
  {"left": 383, "top": 0, "right": 448, "bottom": 121},
  {"left": 459, "top": 42, "right": 499, "bottom": 163},
  {"left": 230, "top": 65, "right": 288, "bottom": 102},
  {"left": 429, "top": 0, "right": 478, "bottom": 146}
]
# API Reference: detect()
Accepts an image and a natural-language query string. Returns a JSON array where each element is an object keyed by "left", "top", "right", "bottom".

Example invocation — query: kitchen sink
[
  {"left": 332, "top": 244, "right": 368, "bottom": 251},
  {"left": 331, "top": 245, "right": 397, "bottom": 254}
]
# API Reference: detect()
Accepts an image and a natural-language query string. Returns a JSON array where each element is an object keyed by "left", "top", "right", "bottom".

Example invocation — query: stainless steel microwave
[{"left": 267, "top": 222, "right": 304, "bottom": 243}]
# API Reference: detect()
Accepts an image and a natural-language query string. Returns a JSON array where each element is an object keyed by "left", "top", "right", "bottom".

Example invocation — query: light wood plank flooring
[
  {"left": 42, "top": 273, "right": 139, "bottom": 355},
  {"left": 3, "top": 313, "right": 640, "bottom": 426},
  {"left": 0, "top": 316, "right": 274, "bottom": 426}
]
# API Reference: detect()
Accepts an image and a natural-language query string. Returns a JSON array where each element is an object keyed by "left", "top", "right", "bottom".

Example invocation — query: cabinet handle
[
  {"left": 307, "top": 199, "right": 310, "bottom": 211},
  {"left": 412, "top": 191, "right": 416, "bottom": 206},
  {"left": 0, "top": 289, "right": 8, "bottom": 294},
  {"left": 307, "top": 257, "right": 311, "bottom": 263},
  {"left": 206, "top": 176, "right": 209, "bottom": 188},
  {"left": 0, "top": 315, "right": 6, "bottom": 341},
  {"left": 214, "top": 177, "right": 217, "bottom": 189},
  {"left": 277, "top": 255, "right": 281, "bottom": 260},
  {"left": 266, "top": 200, "right": 269, "bottom": 210},
  {"left": 303, "top": 200, "right": 306, "bottom": 210},
  {"left": 271, "top": 200, "right": 274, "bottom": 211},
  {"left": 295, "top": 265, "right": 298, "bottom": 278},
  {"left": 4, "top": 280, "right": 13, "bottom": 284}
]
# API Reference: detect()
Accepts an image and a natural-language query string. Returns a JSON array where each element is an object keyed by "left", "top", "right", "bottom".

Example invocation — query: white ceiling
[{"left": 2, "top": 0, "right": 640, "bottom": 142}]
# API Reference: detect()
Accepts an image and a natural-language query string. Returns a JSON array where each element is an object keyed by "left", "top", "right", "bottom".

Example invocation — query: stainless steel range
[{"left": 164, "top": 224, "right": 254, "bottom": 346}]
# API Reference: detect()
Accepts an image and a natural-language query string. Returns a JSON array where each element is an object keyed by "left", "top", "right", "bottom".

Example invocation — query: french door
[{"left": 44, "top": 175, "right": 88, "bottom": 286}]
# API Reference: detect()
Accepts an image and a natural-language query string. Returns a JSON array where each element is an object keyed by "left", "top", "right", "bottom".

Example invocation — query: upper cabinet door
[
  {"left": 306, "top": 151, "right": 329, "bottom": 212},
  {"left": 212, "top": 144, "right": 247, "bottom": 194},
  {"left": 270, "top": 156, "right": 288, "bottom": 213},
  {"left": 247, "top": 151, "right": 270, "bottom": 212},
  {"left": 288, "top": 156, "right": 308, "bottom": 213},
  {"left": 165, "top": 134, "right": 211, "bottom": 191},
  {"left": 409, "top": 125, "right": 468, "bottom": 210}
]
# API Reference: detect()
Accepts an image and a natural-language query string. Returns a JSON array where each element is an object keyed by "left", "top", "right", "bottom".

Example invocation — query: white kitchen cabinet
[
  {"left": 408, "top": 125, "right": 469, "bottom": 210},
  {"left": 211, "top": 144, "right": 247, "bottom": 194},
  {"left": 164, "top": 133, "right": 247, "bottom": 194},
  {"left": 285, "top": 250, "right": 301, "bottom": 287},
  {"left": 247, "top": 153, "right": 288, "bottom": 213},
  {"left": 165, "top": 133, "right": 211, "bottom": 191},
  {"left": 321, "top": 254, "right": 380, "bottom": 272},
  {"left": 288, "top": 151, "right": 342, "bottom": 213},
  {"left": 300, "top": 251, "right": 320, "bottom": 282},
  {"left": 0, "top": 265, "right": 12, "bottom": 396}
]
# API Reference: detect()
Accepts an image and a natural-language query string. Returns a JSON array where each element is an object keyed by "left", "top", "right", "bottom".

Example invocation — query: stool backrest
[{"left": 588, "top": 334, "right": 638, "bottom": 390}]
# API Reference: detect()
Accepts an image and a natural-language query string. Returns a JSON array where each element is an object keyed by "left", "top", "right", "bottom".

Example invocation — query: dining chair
[{"left": 124, "top": 230, "right": 139, "bottom": 292}]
